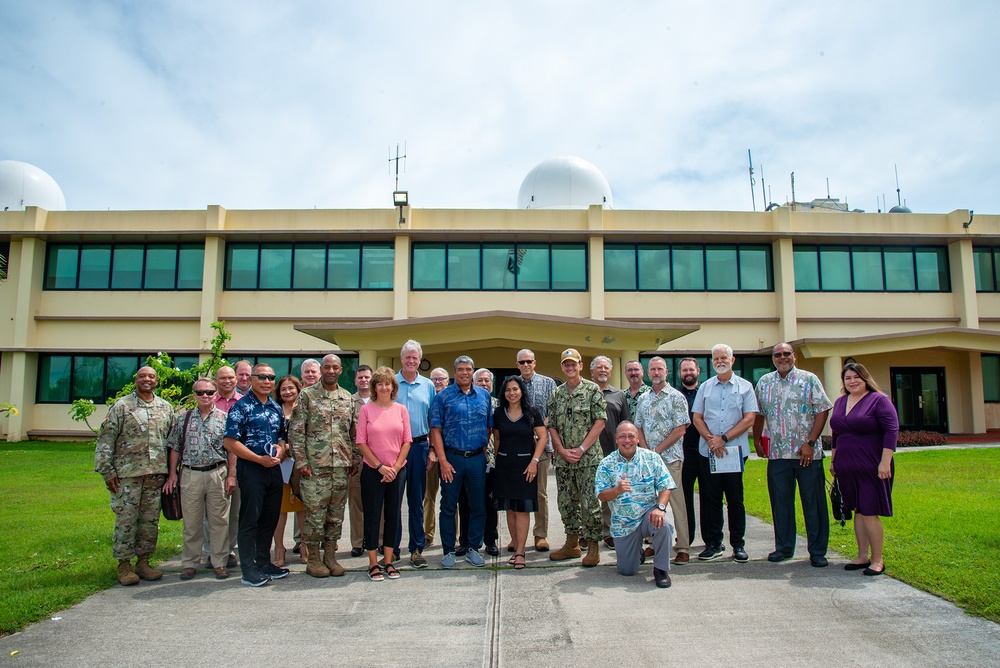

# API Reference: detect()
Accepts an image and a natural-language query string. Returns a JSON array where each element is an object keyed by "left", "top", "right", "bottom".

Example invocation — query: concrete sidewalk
[{"left": 3, "top": 479, "right": 999, "bottom": 667}]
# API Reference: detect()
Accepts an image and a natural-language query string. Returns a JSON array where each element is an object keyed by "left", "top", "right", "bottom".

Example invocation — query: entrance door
[{"left": 890, "top": 367, "right": 947, "bottom": 432}]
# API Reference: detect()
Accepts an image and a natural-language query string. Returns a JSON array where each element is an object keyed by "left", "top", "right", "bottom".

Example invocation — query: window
[
  {"left": 44, "top": 243, "right": 204, "bottom": 290},
  {"left": 642, "top": 354, "right": 775, "bottom": 385},
  {"left": 411, "top": 243, "right": 587, "bottom": 291},
  {"left": 223, "top": 243, "right": 393, "bottom": 290},
  {"left": 605, "top": 244, "right": 772, "bottom": 291},
  {"left": 252, "top": 355, "right": 359, "bottom": 393},
  {"left": 983, "top": 354, "right": 1000, "bottom": 402},
  {"left": 973, "top": 248, "right": 1000, "bottom": 292},
  {"left": 36, "top": 353, "right": 200, "bottom": 403},
  {"left": 794, "top": 245, "right": 950, "bottom": 292}
]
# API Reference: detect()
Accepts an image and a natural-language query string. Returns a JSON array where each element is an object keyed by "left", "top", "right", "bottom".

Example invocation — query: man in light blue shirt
[
  {"left": 596, "top": 422, "right": 675, "bottom": 588},
  {"left": 394, "top": 339, "right": 436, "bottom": 568},
  {"left": 691, "top": 344, "right": 758, "bottom": 563}
]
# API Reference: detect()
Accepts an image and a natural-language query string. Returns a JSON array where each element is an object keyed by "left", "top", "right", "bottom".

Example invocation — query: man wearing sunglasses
[
  {"left": 753, "top": 342, "right": 833, "bottom": 567},
  {"left": 516, "top": 349, "right": 557, "bottom": 552},
  {"left": 164, "top": 378, "right": 232, "bottom": 580},
  {"left": 224, "top": 364, "right": 287, "bottom": 586}
]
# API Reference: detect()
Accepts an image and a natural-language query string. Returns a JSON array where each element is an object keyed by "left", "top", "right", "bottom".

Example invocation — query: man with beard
[
  {"left": 676, "top": 358, "right": 703, "bottom": 545},
  {"left": 348, "top": 364, "right": 373, "bottom": 557},
  {"left": 624, "top": 360, "right": 650, "bottom": 419},
  {"left": 589, "top": 355, "right": 630, "bottom": 548},
  {"left": 691, "top": 344, "right": 758, "bottom": 562}
]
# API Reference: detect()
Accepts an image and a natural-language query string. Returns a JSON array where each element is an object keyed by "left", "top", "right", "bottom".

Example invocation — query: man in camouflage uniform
[
  {"left": 547, "top": 348, "right": 607, "bottom": 566},
  {"left": 95, "top": 366, "right": 174, "bottom": 585},
  {"left": 288, "top": 354, "right": 360, "bottom": 578}
]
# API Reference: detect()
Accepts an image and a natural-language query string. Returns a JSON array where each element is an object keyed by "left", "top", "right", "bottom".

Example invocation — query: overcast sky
[{"left": 2, "top": 1, "right": 998, "bottom": 214}]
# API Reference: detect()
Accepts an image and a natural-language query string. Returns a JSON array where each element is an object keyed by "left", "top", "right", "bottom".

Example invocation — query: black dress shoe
[
  {"left": 485, "top": 544, "right": 500, "bottom": 556},
  {"left": 810, "top": 556, "right": 829, "bottom": 568},
  {"left": 733, "top": 547, "right": 749, "bottom": 563},
  {"left": 844, "top": 561, "right": 871, "bottom": 571},
  {"left": 350, "top": 547, "right": 364, "bottom": 557},
  {"left": 767, "top": 550, "right": 793, "bottom": 562},
  {"left": 863, "top": 564, "right": 886, "bottom": 576},
  {"left": 455, "top": 547, "right": 468, "bottom": 557},
  {"left": 653, "top": 567, "right": 672, "bottom": 589}
]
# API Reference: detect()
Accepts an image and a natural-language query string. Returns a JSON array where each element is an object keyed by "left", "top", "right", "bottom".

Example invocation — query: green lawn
[
  {"left": 0, "top": 442, "right": 181, "bottom": 636},
  {"left": 743, "top": 448, "right": 1000, "bottom": 623}
]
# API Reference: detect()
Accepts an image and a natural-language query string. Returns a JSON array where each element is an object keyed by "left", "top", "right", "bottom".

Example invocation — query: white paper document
[{"left": 709, "top": 446, "right": 744, "bottom": 474}]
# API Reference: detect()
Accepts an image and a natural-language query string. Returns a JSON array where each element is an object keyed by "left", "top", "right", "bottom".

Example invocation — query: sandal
[
  {"left": 273, "top": 545, "right": 286, "bottom": 568},
  {"left": 368, "top": 564, "right": 384, "bottom": 582},
  {"left": 513, "top": 553, "right": 526, "bottom": 570},
  {"left": 384, "top": 564, "right": 400, "bottom": 580}
]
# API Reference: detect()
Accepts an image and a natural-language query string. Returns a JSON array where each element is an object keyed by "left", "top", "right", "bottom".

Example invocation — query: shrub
[{"left": 822, "top": 430, "right": 947, "bottom": 449}]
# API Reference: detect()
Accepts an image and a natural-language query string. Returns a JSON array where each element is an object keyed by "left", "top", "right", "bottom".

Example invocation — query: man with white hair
[
  {"left": 395, "top": 339, "right": 435, "bottom": 568},
  {"left": 424, "top": 366, "right": 450, "bottom": 546},
  {"left": 691, "top": 344, "right": 758, "bottom": 562},
  {"left": 300, "top": 358, "right": 321, "bottom": 387}
]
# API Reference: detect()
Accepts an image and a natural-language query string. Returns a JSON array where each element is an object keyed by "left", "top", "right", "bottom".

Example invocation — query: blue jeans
[
  {"left": 394, "top": 437, "right": 429, "bottom": 554},
  {"left": 439, "top": 450, "right": 486, "bottom": 554}
]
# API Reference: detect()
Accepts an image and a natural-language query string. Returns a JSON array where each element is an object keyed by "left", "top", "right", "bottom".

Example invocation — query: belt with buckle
[
  {"left": 183, "top": 461, "right": 225, "bottom": 472},
  {"left": 444, "top": 447, "right": 484, "bottom": 458}
]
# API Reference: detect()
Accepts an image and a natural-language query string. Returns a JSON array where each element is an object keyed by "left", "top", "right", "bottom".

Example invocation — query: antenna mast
[
  {"left": 389, "top": 143, "right": 407, "bottom": 189},
  {"left": 747, "top": 149, "right": 757, "bottom": 211},
  {"left": 894, "top": 164, "right": 902, "bottom": 206}
]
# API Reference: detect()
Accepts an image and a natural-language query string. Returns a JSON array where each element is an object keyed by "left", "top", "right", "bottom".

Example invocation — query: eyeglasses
[
  {"left": 517, "top": 359, "right": 535, "bottom": 365},
  {"left": 772, "top": 352, "right": 794, "bottom": 358},
  {"left": 255, "top": 374, "right": 277, "bottom": 381},
  {"left": 431, "top": 378, "right": 447, "bottom": 384},
  {"left": 194, "top": 389, "right": 216, "bottom": 396}
]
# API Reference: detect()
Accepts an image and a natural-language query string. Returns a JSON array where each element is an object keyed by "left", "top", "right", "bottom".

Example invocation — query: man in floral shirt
[
  {"left": 596, "top": 422, "right": 675, "bottom": 588},
  {"left": 753, "top": 343, "right": 833, "bottom": 567}
]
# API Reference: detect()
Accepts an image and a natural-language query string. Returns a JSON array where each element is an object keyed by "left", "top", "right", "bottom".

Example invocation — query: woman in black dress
[{"left": 492, "top": 376, "right": 548, "bottom": 569}]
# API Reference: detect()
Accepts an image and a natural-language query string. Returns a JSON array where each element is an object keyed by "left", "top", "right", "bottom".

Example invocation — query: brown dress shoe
[
  {"left": 534, "top": 537, "right": 550, "bottom": 552},
  {"left": 643, "top": 547, "right": 655, "bottom": 559},
  {"left": 672, "top": 552, "right": 690, "bottom": 564},
  {"left": 603, "top": 537, "right": 615, "bottom": 548},
  {"left": 214, "top": 567, "right": 230, "bottom": 579},
  {"left": 180, "top": 567, "right": 197, "bottom": 580}
]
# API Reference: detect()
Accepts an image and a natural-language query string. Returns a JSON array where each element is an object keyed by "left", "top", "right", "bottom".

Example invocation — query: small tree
[{"left": 70, "top": 320, "right": 234, "bottom": 433}]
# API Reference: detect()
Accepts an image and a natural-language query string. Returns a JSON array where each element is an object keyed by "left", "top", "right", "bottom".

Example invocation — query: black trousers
[
  {"left": 682, "top": 446, "right": 700, "bottom": 543},
  {"left": 767, "top": 458, "right": 829, "bottom": 557},
  {"left": 698, "top": 455, "right": 746, "bottom": 550},
  {"left": 236, "top": 459, "right": 283, "bottom": 571},
  {"left": 361, "top": 464, "right": 405, "bottom": 552},
  {"left": 459, "top": 467, "right": 498, "bottom": 548}
]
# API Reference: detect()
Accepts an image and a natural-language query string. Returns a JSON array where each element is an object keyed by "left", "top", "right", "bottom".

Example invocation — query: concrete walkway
[{"left": 2, "top": 476, "right": 999, "bottom": 667}]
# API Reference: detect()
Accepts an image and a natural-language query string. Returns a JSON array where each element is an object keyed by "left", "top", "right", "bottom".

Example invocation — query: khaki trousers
[
  {"left": 181, "top": 466, "right": 231, "bottom": 569},
  {"left": 666, "top": 458, "right": 691, "bottom": 553}
]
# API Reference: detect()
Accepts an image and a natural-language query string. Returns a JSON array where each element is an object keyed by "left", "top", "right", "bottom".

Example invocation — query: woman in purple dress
[{"left": 829, "top": 362, "right": 897, "bottom": 576}]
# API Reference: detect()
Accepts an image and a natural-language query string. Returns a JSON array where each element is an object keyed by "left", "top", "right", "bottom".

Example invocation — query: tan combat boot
[
  {"left": 117, "top": 559, "right": 140, "bottom": 586},
  {"left": 305, "top": 543, "right": 330, "bottom": 578},
  {"left": 323, "top": 541, "right": 345, "bottom": 577},
  {"left": 582, "top": 539, "right": 600, "bottom": 567},
  {"left": 549, "top": 534, "right": 582, "bottom": 561},
  {"left": 134, "top": 554, "right": 163, "bottom": 581}
]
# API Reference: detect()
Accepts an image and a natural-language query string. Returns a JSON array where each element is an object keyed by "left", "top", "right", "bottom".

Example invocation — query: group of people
[{"left": 94, "top": 341, "right": 899, "bottom": 589}]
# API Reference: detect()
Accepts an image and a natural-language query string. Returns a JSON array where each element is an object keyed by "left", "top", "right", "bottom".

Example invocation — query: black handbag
[
  {"left": 828, "top": 475, "right": 851, "bottom": 526},
  {"left": 161, "top": 409, "right": 192, "bottom": 521}
]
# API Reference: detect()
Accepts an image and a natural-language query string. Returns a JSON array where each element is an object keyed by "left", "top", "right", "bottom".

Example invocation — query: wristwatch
[
  {"left": 807, "top": 439, "right": 816, "bottom": 447},
  {"left": 721, "top": 434, "right": 729, "bottom": 443},
  {"left": 656, "top": 503, "right": 667, "bottom": 512}
]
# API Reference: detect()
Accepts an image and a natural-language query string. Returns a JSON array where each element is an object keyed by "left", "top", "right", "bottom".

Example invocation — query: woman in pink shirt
[{"left": 356, "top": 366, "right": 412, "bottom": 581}]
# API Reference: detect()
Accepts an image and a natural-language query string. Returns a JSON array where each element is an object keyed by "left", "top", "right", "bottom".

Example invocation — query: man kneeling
[{"left": 595, "top": 421, "right": 675, "bottom": 588}]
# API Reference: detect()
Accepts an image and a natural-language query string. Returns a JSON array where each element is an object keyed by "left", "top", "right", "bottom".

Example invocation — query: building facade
[{"left": 2, "top": 201, "right": 1000, "bottom": 441}]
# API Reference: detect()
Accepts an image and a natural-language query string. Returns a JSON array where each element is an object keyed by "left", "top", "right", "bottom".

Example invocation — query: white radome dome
[
  {"left": 0, "top": 160, "right": 67, "bottom": 211},
  {"left": 517, "top": 156, "right": 613, "bottom": 209}
]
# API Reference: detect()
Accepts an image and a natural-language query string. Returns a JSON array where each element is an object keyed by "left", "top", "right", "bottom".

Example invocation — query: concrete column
[
  {"left": 822, "top": 355, "right": 843, "bottom": 399},
  {"left": 200, "top": 232, "right": 224, "bottom": 349},
  {"left": 773, "top": 237, "right": 797, "bottom": 343},
  {"left": 949, "top": 238, "right": 979, "bottom": 329},
  {"left": 2, "top": 352, "right": 27, "bottom": 441},
  {"left": 358, "top": 349, "right": 378, "bottom": 369},
  {"left": 962, "top": 351, "right": 986, "bottom": 433},
  {"left": 589, "top": 234, "right": 605, "bottom": 320},
  {"left": 393, "top": 235, "right": 410, "bottom": 320},
  {"left": 377, "top": 356, "right": 394, "bottom": 369}
]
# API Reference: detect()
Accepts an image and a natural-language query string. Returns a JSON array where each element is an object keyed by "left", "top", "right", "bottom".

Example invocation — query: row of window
[
  {"left": 36, "top": 241, "right": 977, "bottom": 294},
  {"left": 982, "top": 354, "right": 1000, "bottom": 402},
  {"left": 637, "top": 355, "right": 777, "bottom": 386},
  {"left": 793, "top": 245, "right": 950, "bottom": 292},
  {"left": 35, "top": 353, "right": 360, "bottom": 403},
  {"left": 605, "top": 244, "right": 772, "bottom": 291},
  {"left": 225, "top": 243, "right": 394, "bottom": 291},
  {"left": 44, "top": 244, "right": 205, "bottom": 290},
  {"left": 37, "top": 354, "right": 200, "bottom": 404},
  {"left": 412, "top": 243, "right": 587, "bottom": 291}
]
